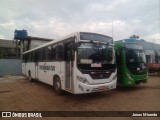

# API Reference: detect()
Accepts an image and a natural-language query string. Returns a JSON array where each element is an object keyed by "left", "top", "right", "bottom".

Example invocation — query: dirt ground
[{"left": 0, "top": 75, "right": 159, "bottom": 120}]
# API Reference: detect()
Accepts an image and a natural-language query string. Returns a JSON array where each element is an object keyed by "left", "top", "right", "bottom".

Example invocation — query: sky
[{"left": 0, "top": 0, "right": 159, "bottom": 43}]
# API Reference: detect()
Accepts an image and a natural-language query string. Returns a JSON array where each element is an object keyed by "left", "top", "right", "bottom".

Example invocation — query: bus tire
[
  {"left": 28, "top": 71, "right": 33, "bottom": 82},
  {"left": 54, "top": 77, "right": 63, "bottom": 95}
]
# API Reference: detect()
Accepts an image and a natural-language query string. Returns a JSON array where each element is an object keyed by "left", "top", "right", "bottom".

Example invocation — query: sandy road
[{"left": 0, "top": 75, "right": 159, "bottom": 120}]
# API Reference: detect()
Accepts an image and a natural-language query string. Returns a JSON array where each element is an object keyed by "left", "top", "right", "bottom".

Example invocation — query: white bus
[{"left": 22, "top": 32, "right": 117, "bottom": 94}]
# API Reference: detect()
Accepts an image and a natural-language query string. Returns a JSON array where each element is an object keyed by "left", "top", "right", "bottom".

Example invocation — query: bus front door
[{"left": 65, "top": 43, "right": 74, "bottom": 91}]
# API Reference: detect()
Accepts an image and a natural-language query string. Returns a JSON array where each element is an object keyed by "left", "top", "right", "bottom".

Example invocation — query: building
[
  {"left": 14, "top": 30, "right": 54, "bottom": 58},
  {"left": 0, "top": 37, "right": 53, "bottom": 76},
  {"left": 0, "top": 37, "right": 53, "bottom": 59},
  {"left": 0, "top": 39, "right": 18, "bottom": 59},
  {"left": 23, "top": 36, "right": 53, "bottom": 52}
]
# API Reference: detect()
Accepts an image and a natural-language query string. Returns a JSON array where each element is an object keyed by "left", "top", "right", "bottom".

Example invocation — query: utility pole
[{"left": 112, "top": 19, "right": 114, "bottom": 39}]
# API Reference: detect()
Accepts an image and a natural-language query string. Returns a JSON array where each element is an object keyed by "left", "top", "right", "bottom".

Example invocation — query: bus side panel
[
  {"left": 22, "top": 63, "right": 26, "bottom": 75},
  {"left": 25, "top": 62, "right": 36, "bottom": 79},
  {"left": 38, "top": 62, "right": 63, "bottom": 86},
  {"left": 59, "top": 61, "right": 65, "bottom": 90}
]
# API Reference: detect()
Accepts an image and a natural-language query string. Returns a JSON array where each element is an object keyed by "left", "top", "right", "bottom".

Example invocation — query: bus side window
[
  {"left": 25, "top": 54, "right": 29, "bottom": 62},
  {"left": 57, "top": 44, "right": 63, "bottom": 61},
  {"left": 158, "top": 55, "right": 160, "bottom": 63},
  {"left": 32, "top": 52, "right": 35, "bottom": 62},
  {"left": 155, "top": 51, "right": 160, "bottom": 63},
  {"left": 38, "top": 49, "right": 43, "bottom": 61},
  {"left": 34, "top": 51, "right": 38, "bottom": 62},
  {"left": 46, "top": 45, "right": 52, "bottom": 60},
  {"left": 51, "top": 45, "right": 57, "bottom": 60},
  {"left": 28, "top": 53, "right": 31, "bottom": 62},
  {"left": 146, "top": 55, "right": 150, "bottom": 63},
  {"left": 22, "top": 55, "right": 25, "bottom": 62},
  {"left": 42, "top": 47, "right": 47, "bottom": 60}
]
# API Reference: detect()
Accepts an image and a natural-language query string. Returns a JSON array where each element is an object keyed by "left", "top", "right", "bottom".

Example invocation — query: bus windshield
[
  {"left": 125, "top": 49, "right": 146, "bottom": 63},
  {"left": 125, "top": 46, "right": 146, "bottom": 71},
  {"left": 77, "top": 42, "right": 115, "bottom": 70}
]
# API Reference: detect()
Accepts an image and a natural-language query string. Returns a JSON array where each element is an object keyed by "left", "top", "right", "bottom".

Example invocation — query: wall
[{"left": 0, "top": 59, "right": 22, "bottom": 76}]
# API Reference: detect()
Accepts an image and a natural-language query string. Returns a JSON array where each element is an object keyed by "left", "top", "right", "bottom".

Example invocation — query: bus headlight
[{"left": 77, "top": 75, "right": 89, "bottom": 84}]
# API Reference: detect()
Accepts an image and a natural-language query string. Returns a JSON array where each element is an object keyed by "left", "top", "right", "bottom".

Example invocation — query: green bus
[{"left": 114, "top": 40, "right": 148, "bottom": 86}]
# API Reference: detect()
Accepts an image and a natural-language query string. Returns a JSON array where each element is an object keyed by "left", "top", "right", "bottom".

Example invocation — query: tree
[{"left": 130, "top": 35, "right": 139, "bottom": 39}]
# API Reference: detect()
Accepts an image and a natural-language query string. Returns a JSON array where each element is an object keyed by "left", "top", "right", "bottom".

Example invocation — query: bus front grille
[{"left": 89, "top": 72, "right": 112, "bottom": 79}]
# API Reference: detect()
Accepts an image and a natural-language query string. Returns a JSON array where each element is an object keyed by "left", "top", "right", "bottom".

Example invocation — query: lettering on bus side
[{"left": 39, "top": 63, "right": 55, "bottom": 73}]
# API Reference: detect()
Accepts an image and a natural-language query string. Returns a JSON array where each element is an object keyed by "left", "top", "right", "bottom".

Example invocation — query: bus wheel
[
  {"left": 28, "top": 71, "right": 33, "bottom": 82},
  {"left": 54, "top": 77, "right": 63, "bottom": 95}
]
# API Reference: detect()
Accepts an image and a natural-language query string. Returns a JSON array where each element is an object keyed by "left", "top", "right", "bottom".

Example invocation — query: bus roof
[
  {"left": 114, "top": 40, "right": 144, "bottom": 50},
  {"left": 115, "top": 38, "right": 160, "bottom": 50},
  {"left": 23, "top": 32, "right": 112, "bottom": 54},
  {"left": 23, "top": 32, "right": 79, "bottom": 54}
]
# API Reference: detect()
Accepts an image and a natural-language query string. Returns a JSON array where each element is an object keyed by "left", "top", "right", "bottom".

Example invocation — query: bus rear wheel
[{"left": 54, "top": 77, "right": 63, "bottom": 95}]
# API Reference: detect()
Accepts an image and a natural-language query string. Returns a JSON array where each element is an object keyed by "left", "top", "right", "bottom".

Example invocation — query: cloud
[
  {"left": 0, "top": 0, "right": 159, "bottom": 44},
  {"left": 0, "top": 34, "right": 5, "bottom": 39},
  {"left": 144, "top": 33, "right": 160, "bottom": 43},
  {"left": 0, "top": 21, "right": 15, "bottom": 28},
  {"left": 89, "top": 0, "right": 127, "bottom": 13}
]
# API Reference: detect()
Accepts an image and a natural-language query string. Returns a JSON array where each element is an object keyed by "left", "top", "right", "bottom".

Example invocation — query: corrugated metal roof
[
  {"left": 121, "top": 39, "right": 160, "bottom": 50},
  {"left": 27, "top": 36, "right": 54, "bottom": 41}
]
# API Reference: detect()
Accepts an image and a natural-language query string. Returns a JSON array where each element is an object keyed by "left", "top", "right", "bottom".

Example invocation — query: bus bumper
[{"left": 76, "top": 80, "right": 117, "bottom": 94}]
